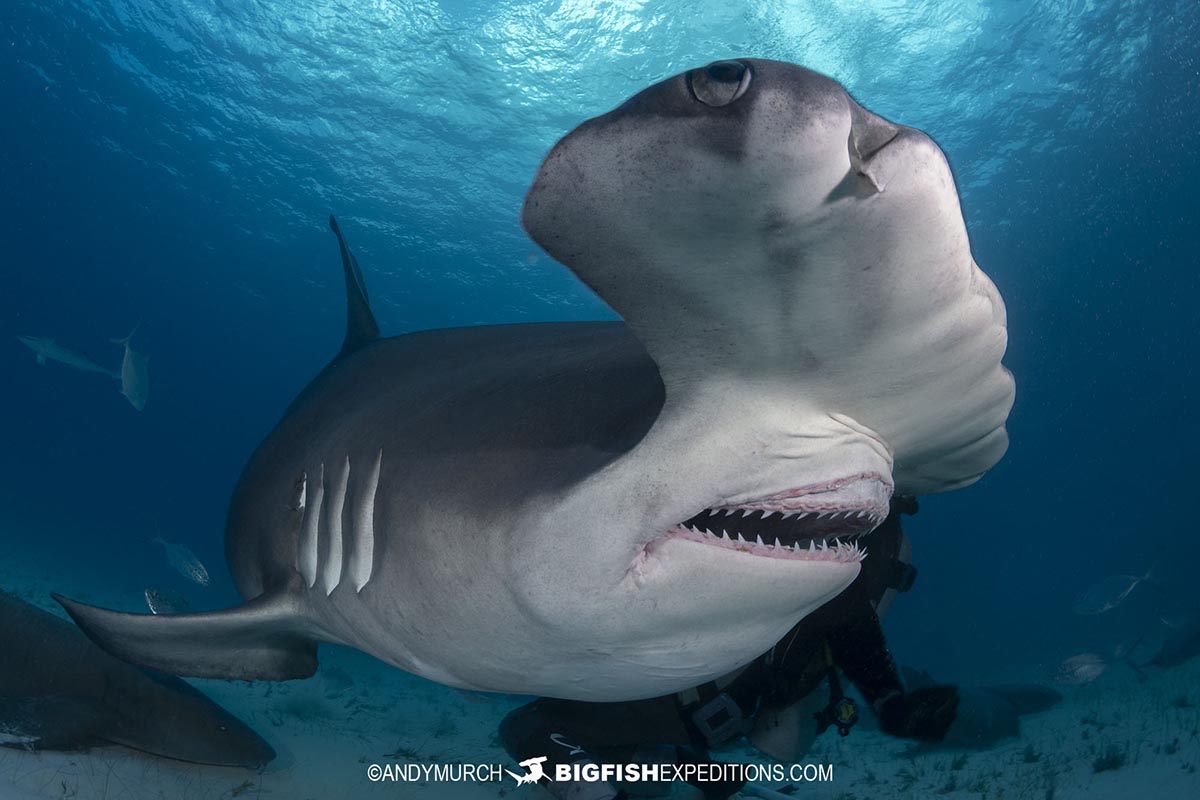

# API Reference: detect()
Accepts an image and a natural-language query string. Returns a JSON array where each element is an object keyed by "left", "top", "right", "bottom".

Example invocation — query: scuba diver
[{"left": 498, "top": 497, "right": 959, "bottom": 800}]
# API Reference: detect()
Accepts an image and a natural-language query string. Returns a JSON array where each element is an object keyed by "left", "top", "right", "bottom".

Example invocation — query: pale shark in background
[
  {"left": 17, "top": 334, "right": 117, "bottom": 378},
  {"left": 112, "top": 327, "right": 150, "bottom": 411},
  {"left": 57, "top": 59, "right": 1013, "bottom": 702}
]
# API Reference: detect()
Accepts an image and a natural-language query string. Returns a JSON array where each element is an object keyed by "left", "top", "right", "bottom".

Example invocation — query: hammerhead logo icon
[{"left": 506, "top": 755, "right": 550, "bottom": 785}]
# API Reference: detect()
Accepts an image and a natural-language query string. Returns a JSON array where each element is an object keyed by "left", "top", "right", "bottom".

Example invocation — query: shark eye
[{"left": 689, "top": 60, "right": 752, "bottom": 107}]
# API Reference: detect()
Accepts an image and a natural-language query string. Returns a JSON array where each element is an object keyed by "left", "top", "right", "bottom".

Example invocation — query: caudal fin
[
  {"left": 54, "top": 588, "right": 319, "bottom": 681},
  {"left": 111, "top": 321, "right": 141, "bottom": 348}
]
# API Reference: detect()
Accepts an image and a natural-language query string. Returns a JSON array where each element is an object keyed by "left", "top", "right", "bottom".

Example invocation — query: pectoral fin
[{"left": 54, "top": 588, "right": 319, "bottom": 681}]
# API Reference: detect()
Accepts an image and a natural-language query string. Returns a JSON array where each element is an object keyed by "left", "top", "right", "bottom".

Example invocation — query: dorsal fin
[{"left": 329, "top": 215, "right": 380, "bottom": 355}]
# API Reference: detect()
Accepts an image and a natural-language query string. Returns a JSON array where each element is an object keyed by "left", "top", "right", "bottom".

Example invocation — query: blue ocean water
[{"left": 3, "top": 1, "right": 1199, "bottom": 798}]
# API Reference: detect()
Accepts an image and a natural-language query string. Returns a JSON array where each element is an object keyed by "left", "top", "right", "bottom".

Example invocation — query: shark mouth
[
  {"left": 668, "top": 525, "right": 868, "bottom": 562},
  {"left": 648, "top": 473, "right": 893, "bottom": 565}
]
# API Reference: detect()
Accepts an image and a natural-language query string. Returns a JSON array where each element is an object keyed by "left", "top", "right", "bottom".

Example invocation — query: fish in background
[
  {"left": 144, "top": 587, "right": 192, "bottom": 615},
  {"left": 0, "top": 587, "right": 273, "bottom": 767},
  {"left": 16, "top": 334, "right": 118, "bottom": 378},
  {"left": 1056, "top": 653, "right": 1108, "bottom": 684},
  {"left": 111, "top": 326, "right": 150, "bottom": 411},
  {"left": 150, "top": 536, "right": 211, "bottom": 586},
  {"left": 1072, "top": 568, "right": 1158, "bottom": 615}
]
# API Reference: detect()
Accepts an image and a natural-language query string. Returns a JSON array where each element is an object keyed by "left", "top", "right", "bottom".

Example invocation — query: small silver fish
[
  {"left": 150, "top": 536, "right": 210, "bottom": 586},
  {"left": 111, "top": 327, "right": 150, "bottom": 411},
  {"left": 1072, "top": 569, "right": 1153, "bottom": 615},
  {"left": 144, "top": 587, "right": 192, "bottom": 615},
  {"left": 1056, "top": 653, "right": 1107, "bottom": 684}
]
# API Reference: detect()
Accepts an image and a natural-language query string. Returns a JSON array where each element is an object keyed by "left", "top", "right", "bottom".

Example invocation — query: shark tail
[
  {"left": 54, "top": 586, "right": 320, "bottom": 681},
  {"left": 111, "top": 321, "right": 141, "bottom": 348}
]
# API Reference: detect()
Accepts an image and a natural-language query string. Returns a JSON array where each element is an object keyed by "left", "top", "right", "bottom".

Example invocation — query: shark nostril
[{"left": 689, "top": 60, "right": 752, "bottom": 107}]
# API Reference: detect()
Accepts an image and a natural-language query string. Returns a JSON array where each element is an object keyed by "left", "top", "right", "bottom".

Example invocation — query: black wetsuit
[{"left": 499, "top": 499, "right": 957, "bottom": 800}]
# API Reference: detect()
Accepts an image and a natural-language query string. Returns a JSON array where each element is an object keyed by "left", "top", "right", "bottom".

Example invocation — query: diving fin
[{"left": 54, "top": 588, "right": 319, "bottom": 681}]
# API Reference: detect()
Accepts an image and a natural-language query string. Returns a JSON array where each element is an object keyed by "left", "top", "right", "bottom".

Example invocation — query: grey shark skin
[
  {"left": 17, "top": 335, "right": 118, "bottom": 378},
  {"left": 0, "top": 589, "right": 273, "bottom": 767},
  {"left": 56, "top": 59, "right": 1013, "bottom": 702}
]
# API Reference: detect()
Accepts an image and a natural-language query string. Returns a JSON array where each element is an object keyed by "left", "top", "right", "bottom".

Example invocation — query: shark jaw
[
  {"left": 663, "top": 526, "right": 867, "bottom": 562},
  {"left": 627, "top": 471, "right": 890, "bottom": 579}
]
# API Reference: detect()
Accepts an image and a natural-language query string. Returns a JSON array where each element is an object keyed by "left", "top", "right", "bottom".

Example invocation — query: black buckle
[{"left": 690, "top": 692, "right": 747, "bottom": 745}]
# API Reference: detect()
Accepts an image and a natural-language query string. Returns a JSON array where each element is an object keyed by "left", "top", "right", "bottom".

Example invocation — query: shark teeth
[
  {"left": 678, "top": 501, "right": 885, "bottom": 552},
  {"left": 670, "top": 524, "right": 867, "bottom": 563}
]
